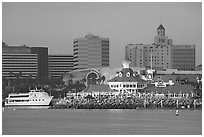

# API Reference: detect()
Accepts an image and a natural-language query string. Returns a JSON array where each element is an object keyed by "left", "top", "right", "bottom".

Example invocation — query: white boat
[{"left": 5, "top": 89, "right": 53, "bottom": 108}]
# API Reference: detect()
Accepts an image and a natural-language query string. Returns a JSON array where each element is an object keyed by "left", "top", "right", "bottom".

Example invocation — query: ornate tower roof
[
  {"left": 122, "top": 58, "right": 130, "bottom": 68},
  {"left": 157, "top": 24, "right": 165, "bottom": 30},
  {"left": 107, "top": 59, "right": 146, "bottom": 83}
]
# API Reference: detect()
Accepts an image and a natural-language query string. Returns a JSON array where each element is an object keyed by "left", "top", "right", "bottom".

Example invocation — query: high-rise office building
[
  {"left": 2, "top": 42, "right": 31, "bottom": 54},
  {"left": 2, "top": 43, "right": 75, "bottom": 80},
  {"left": 2, "top": 54, "right": 38, "bottom": 79},
  {"left": 2, "top": 43, "right": 38, "bottom": 79},
  {"left": 31, "top": 47, "right": 49, "bottom": 80},
  {"left": 171, "top": 45, "right": 195, "bottom": 71},
  {"left": 73, "top": 34, "right": 109, "bottom": 70},
  {"left": 2, "top": 43, "right": 49, "bottom": 80},
  {"left": 125, "top": 44, "right": 144, "bottom": 68},
  {"left": 125, "top": 24, "right": 195, "bottom": 70},
  {"left": 48, "top": 55, "right": 73, "bottom": 78},
  {"left": 126, "top": 43, "right": 171, "bottom": 69}
]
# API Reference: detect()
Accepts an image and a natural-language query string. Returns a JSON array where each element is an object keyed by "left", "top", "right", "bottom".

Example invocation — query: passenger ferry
[{"left": 5, "top": 89, "right": 53, "bottom": 108}]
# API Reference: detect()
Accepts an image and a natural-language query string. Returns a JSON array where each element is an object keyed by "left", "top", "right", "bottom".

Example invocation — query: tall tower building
[
  {"left": 154, "top": 24, "right": 173, "bottom": 45},
  {"left": 125, "top": 24, "right": 195, "bottom": 71},
  {"left": 73, "top": 34, "right": 109, "bottom": 70},
  {"left": 126, "top": 24, "right": 172, "bottom": 69}
]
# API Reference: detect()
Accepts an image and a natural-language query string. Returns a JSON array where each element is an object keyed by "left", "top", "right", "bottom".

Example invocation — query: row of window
[
  {"left": 9, "top": 100, "right": 29, "bottom": 102},
  {"left": 110, "top": 84, "right": 145, "bottom": 89},
  {"left": 31, "top": 99, "right": 45, "bottom": 101},
  {"left": 3, "top": 56, "right": 37, "bottom": 59},
  {"left": 10, "top": 95, "right": 29, "bottom": 98},
  {"left": 9, "top": 98, "right": 45, "bottom": 102},
  {"left": 3, "top": 59, "right": 37, "bottom": 62}
]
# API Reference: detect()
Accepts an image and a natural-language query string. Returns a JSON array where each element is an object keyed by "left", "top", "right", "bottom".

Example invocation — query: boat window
[
  {"left": 33, "top": 99, "right": 35, "bottom": 101},
  {"left": 10, "top": 95, "right": 29, "bottom": 98},
  {"left": 36, "top": 99, "right": 38, "bottom": 101},
  {"left": 42, "top": 99, "right": 44, "bottom": 101},
  {"left": 39, "top": 99, "right": 41, "bottom": 101}
]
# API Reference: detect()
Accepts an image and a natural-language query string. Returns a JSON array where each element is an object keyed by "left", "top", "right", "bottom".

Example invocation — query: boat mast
[{"left": 150, "top": 53, "right": 152, "bottom": 70}]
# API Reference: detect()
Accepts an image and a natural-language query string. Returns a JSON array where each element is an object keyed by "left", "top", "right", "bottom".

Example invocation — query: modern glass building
[
  {"left": 48, "top": 55, "right": 73, "bottom": 78},
  {"left": 73, "top": 34, "right": 109, "bottom": 70}
]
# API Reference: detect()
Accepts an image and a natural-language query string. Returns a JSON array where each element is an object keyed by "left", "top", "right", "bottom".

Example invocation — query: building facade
[
  {"left": 125, "top": 44, "right": 144, "bottom": 68},
  {"left": 31, "top": 47, "right": 49, "bottom": 80},
  {"left": 107, "top": 59, "right": 148, "bottom": 95},
  {"left": 2, "top": 42, "right": 31, "bottom": 54},
  {"left": 171, "top": 45, "right": 195, "bottom": 71},
  {"left": 2, "top": 54, "right": 38, "bottom": 79},
  {"left": 2, "top": 43, "right": 49, "bottom": 80},
  {"left": 73, "top": 34, "right": 109, "bottom": 70},
  {"left": 125, "top": 44, "right": 171, "bottom": 69},
  {"left": 2, "top": 43, "right": 37, "bottom": 79},
  {"left": 125, "top": 24, "right": 195, "bottom": 71},
  {"left": 48, "top": 55, "right": 73, "bottom": 78}
]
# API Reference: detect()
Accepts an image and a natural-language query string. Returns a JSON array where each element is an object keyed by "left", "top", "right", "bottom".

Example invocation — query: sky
[{"left": 2, "top": 2, "right": 202, "bottom": 67}]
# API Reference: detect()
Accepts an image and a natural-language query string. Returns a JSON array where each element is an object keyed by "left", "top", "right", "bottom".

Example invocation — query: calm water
[{"left": 2, "top": 108, "right": 202, "bottom": 135}]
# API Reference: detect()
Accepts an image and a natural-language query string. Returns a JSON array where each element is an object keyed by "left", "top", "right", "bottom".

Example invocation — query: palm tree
[
  {"left": 69, "top": 73, "right": 74, "bottom": 85},
  {"left": 101, "top": 76, "right": 106, "bottom": 83}
]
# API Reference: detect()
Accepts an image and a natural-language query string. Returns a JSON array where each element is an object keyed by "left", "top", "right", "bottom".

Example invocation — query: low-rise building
[{"left": 107, "top": 59, "right": 148, "bottom": 95}]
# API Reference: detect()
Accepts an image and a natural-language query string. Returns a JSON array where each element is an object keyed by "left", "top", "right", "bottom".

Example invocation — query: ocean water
[{"left": 2, "top": 108, "right": 202, "bottom": 135}]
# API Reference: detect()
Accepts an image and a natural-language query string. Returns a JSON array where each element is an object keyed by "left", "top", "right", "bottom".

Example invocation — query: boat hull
[
  {"left": 5, "top": 97, "right": 53, "bottom": 107},
  {"left": 4, "top": 105, "right": 51, "bottom": 110}
]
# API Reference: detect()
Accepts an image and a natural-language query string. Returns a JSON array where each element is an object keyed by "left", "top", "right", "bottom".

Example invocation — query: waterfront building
[
  {"left": 73, "top": 34, "right": 109, "bottom": 70},
  {"left": 107, "top": 59, "right": 148, "bottom": 95},
  {"left": 75, "top": 84, "right": 119, "bottom": 98},
  {"left": 125, "top": 24, "right": 195, "bottom": 71},
  {"left": 145, "top": 83, "right": 195, "bottom": 99},
  {"left": 63, "top": 68, "right": 101, "bottom": 86},
  {"left": 48, "top": 55, "right": 73, "bottom": 78}
]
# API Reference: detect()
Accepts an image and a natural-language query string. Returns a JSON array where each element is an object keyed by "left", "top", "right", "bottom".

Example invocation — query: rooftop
[
  {"left": 80, "top": 84, "right": 113, "bottom": 93},
  {"left": 157, "top": 24, "right": 165, "bottom": 30},
  {"left": 144, "top": 83, "right": 194, "bottom": 94}
]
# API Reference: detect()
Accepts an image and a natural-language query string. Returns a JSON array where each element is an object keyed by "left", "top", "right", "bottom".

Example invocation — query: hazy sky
[{"left": 2, "top": 2, "right": 202, "bottom": 67}]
